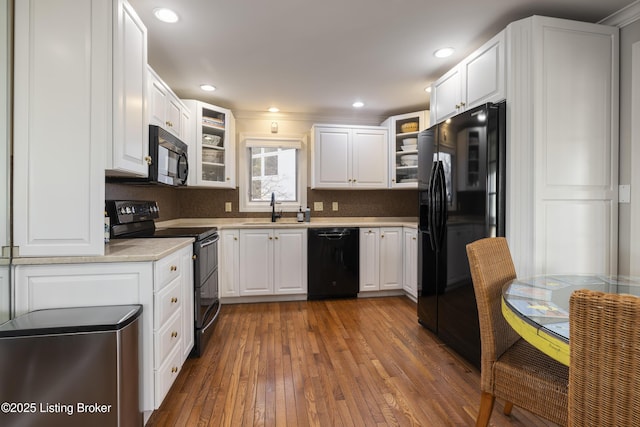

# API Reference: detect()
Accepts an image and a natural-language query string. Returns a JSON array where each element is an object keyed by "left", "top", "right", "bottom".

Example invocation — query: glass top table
[{"left": 501, "top": 274, "right": 640, "bottom": 366}]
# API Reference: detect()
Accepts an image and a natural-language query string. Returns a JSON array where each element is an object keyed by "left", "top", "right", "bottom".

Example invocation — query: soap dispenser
[{"left": 296, "top": 206, "right": 304, "bottom": 222}]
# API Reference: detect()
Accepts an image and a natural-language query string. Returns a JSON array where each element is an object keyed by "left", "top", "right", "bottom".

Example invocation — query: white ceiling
[{"left": 128, "top": 0, "right": 633, "bottom": 119}]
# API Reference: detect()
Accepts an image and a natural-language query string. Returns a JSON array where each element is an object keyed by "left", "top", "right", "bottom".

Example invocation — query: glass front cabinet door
[
  {"left": 182, "top": 99, "right": 236, "bottom": 188},
  {"left": 382, "top": 111, "right": 429, "bottom": 188}
]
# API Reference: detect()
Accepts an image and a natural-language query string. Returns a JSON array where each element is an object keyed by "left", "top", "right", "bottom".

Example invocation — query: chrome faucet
[{"left": 270, "top": 192, "right": 282, "bottom": 222}]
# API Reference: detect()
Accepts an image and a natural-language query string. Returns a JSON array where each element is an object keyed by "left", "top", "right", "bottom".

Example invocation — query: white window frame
[{"left": 239, "top": 134, "right": 307, "bottom": 213}]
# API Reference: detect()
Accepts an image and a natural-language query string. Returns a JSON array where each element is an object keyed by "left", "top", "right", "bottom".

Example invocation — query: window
[
  {"left": 239, "top": 136, "right": 306, "bottom": 212},
  {"left": 250, "top": 147, "right": 297, "bottom": 202}
]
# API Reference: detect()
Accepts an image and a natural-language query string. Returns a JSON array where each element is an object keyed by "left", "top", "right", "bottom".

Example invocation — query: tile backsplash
[{"left": 106, "top": 183, "right": 418, "bottom": 221}]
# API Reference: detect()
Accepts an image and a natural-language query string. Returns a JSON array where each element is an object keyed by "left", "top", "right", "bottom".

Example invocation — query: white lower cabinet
[
  {"left": 402, "top": 228, "right": 418, "bottom": 300},
  {"left": 238, "top": 228, "right": 307, "bottom": 296},
  {"left": 12, "top": 244, "right": 194, "bottom": 417},
  {"left": 219, "top": 229, "right": 240, "bottom": 297},
  {"left": 359, "top": 227, "right": 403, "bottom": 292},
  {"left": 359, "top": 228, "right": 380, "bottom": 291}
]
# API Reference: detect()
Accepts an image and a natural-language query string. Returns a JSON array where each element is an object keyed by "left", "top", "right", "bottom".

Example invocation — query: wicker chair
[
  {"left": 569, "top": 289, "right": 640, "bottom": 426},
  {"left": 466, "top": 237, "right": 568, "bottom": 427}
]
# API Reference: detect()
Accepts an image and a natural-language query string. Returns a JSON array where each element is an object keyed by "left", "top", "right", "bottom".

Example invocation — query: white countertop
[
  {"left": 12, "top": 237, "right": 194, "bottom": 265},
  {"left": 11, "top": 217, "right": 417, "bottom": 266},
  {"left": 156, "top": 216, "right": 418, "bottom": 230}
]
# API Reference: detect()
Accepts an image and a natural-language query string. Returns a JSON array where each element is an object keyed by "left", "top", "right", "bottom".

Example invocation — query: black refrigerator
[{"left": 417, "top": 101, "right": 506, "bottom": 368}]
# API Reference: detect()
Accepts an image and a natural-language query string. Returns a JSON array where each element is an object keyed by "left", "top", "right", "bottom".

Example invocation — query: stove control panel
[{"left": 106, "top": 200, "right": 160, "bottom": 225}]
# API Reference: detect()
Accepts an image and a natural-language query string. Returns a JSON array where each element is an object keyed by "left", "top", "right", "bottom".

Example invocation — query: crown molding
[
  {"left": 600, "top": 0, "right": 640, "bottom": 27},
  {"left": 233, "top": 109, "right": 387, "bottom": 126}
]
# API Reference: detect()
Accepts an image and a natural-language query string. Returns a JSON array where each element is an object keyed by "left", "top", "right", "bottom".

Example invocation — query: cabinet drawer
[
  {"left": 155, "top": 251, "right": 182, "bottom": 291},
  {"left": 154, "top": 340, "right": 183, "bottom": 408},
  {"left": 155, "top": 277, "right": 181, "bottom": 327},
  {"left": 154, "top": 310, "right": 182, "bottom": 367}
]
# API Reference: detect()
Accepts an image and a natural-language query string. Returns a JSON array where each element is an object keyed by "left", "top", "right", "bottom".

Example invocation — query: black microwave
[{"left": 107, "top": 125, "right": 189, "bottom": 186}]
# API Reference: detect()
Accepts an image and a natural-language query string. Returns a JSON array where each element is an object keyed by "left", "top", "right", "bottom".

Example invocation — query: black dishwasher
[{"left": 308, "top": 228, "right": 359, "bottom": 299}]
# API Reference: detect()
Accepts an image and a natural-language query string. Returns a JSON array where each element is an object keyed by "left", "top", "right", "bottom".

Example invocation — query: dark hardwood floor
[{"left": 147, "top": 296, "right": 557, "bottom": 426}]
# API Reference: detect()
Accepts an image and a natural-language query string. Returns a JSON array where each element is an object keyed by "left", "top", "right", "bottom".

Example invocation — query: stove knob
[
  {"left": 125, "top": 206, "right": 132, "bottom": 214},
  {"left": 120, "top": 207, "right": 126, "bottom": 214},
  {"left": 131, "top": 206, "right": 136, "bottom": 214}
]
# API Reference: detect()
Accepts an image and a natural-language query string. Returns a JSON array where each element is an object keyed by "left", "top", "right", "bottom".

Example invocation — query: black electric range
[{"left": 106, "top": 200, "right": 220, "bottom": 357}]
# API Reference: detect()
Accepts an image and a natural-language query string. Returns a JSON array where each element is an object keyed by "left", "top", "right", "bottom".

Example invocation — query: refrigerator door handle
[
  {"left": 437, "top": 162, "right": 448, "bottom": 244},
  {"left": 427, "top": 163, "right": 438, "bottom": 251},
  {"left": 432, "top": 161, "right": 447, "bottom": 251}
]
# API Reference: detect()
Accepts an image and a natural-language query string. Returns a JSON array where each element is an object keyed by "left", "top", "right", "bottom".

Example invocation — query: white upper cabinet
[
  {"left": 311, "top": 124, "right": 388, "bottom": 189},
  {"left": 506, "top": 16, "right": 619, "bottom": 277},
  {"left": 14, "top": 0, "right": 147, "bottom": 256},
  {"left": 148, "top": 65, "right": 190, "bottom": 141},
  {"left": 430, "top": 30, "right": 505, "bottom": 125},
  {"left": 108, "top": 0, "right": 149, "bottom": 176},
  {"left": 182, "top": 100, "right": 236, "bottom": 188}
]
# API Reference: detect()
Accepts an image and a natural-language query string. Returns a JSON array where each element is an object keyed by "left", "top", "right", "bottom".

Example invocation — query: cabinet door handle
[
  {"left": 381, "top": 234, "right": 385, "bottom": 238},
  {"left": 274, "top": 236, "right": 279, "bottom": 240},
  {"left": 144, "top": 156, "right": 152, "bottom": 165},
  {"left": 171, "top": 297, "right": 178, "bottom": 303},
  {"left": 269, "top": 236, "right": 273, "bottom": 240},
  {"left": 460, "top": 101, "right": 466, "bottom": 107},
  {"left": 171, "top": 367, "right": 178, "bottom": 374},
  {"left": 170, "top": 265, "right": 178, "bottom": 271},
  {"left": 192, "top": 255, "right": 197, "bottom": 260},
  {"left": 171, "top": 331, "right": 178, "bottom": 338}
]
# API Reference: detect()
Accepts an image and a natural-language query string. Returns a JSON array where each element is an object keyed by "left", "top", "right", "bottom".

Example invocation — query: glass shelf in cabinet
[
  {"left": 202, "top": 143, "right": 225, "bottom": 150},
  {"left": 396, "top": 131, "right": 419, "bottom": 138},
  {"left": 201, "top": 123, "right": 225, "bottom": 134}
]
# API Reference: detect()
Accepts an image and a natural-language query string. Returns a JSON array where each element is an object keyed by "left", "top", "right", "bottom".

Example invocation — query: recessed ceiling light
[
  {"left": 153, "top": 8, "right": 179, "bottom": 23},
  {"left": 424, "top": 86, "right": 432, "bottom": 93},
  {"left": 434, "top": 47, "right": 454, "bottom": 58},
  {"left": 352, "top": 101, "right": 364, "bottom": 108},
  {"left": 200, "top": 84, "right": 216, "bottom": 92},
  {"left": 268, "top": 107, "right": 280, "bottom": 113}
]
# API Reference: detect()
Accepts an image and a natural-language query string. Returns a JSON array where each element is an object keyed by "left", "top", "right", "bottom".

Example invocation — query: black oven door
[{"left": 194, "top": 233, "right": 220, "bottom": 329}]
